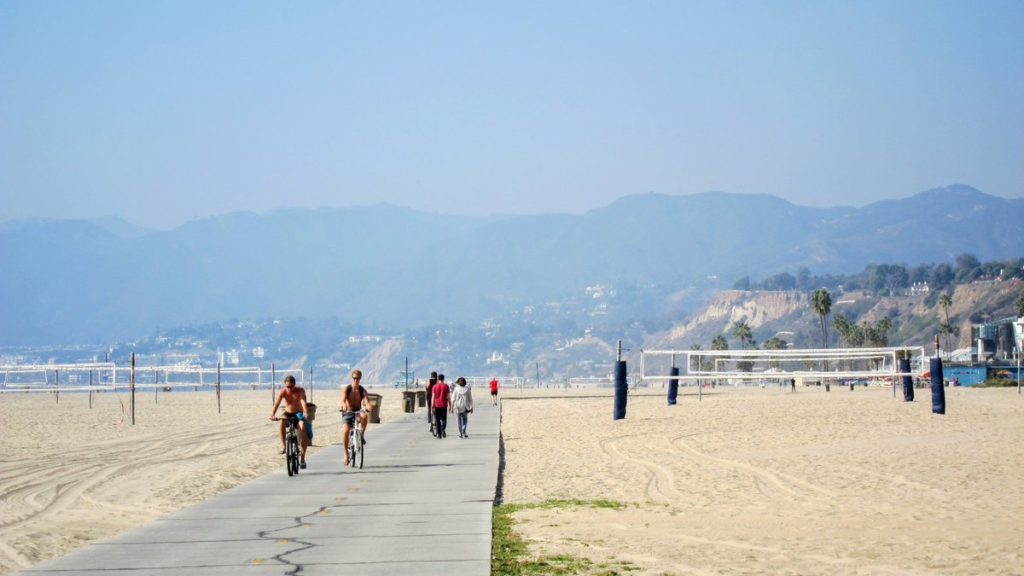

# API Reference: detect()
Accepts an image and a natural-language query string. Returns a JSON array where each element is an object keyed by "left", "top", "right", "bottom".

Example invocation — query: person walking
[
  {"left": 452, "top": 377, "right": 474, "bottom": 438},
  {"left": 432, "top": 373, "right": 450, "bottom": 438},
  {"left": 489, "top": 377, "right": 499, "bottom": 405},
  {"left": 425, "top": 371, "right": 437, "bottom": 433}
]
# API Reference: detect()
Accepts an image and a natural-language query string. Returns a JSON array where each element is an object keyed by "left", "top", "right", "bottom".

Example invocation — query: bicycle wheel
[
  {"left": 286, "top": 435, "right": 296, "bottom": 476},
  {"left": 288, "top": 435, "right": 300, "bottom": 476},
  {"left": 354, "top": 429, "right": 364, "bottom": 469},
  {"left": 347, "top": 430, "right": 355, "bottom": 468}
]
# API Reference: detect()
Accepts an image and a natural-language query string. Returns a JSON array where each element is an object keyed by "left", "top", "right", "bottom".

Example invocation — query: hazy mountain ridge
[{"left": 1, "top": 185, "right": 1021, "bottom": 345}]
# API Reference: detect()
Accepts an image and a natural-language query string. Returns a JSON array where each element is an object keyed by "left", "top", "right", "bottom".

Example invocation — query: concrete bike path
[{"left": 23, "top": 401, "right": 501, "bottom": 576}]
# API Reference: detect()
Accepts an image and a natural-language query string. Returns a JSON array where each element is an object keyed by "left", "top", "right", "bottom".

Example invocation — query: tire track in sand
[
  {"left": 671, "top": 434, "right": 836, "bottom": 504},
  {"left": 0, "top": 418, "right": 271, "bottom": 572},
  {"left": 600, "top": 436, "right": 685, "bottom": 505}
]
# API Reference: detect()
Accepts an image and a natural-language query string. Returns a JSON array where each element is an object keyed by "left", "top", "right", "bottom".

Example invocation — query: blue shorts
[{"left": 283, "top": 412, "right": 313, "bottom": 440}]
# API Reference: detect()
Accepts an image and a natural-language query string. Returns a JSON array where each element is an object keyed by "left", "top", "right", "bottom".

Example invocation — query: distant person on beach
[
  {"left": 340, "top": 369, "right": 371, "bottom": 465},
  {"left": 269, "top": 375, "right": 310, "bottom": 469},
  {"left": 452, "top": 377, "right": 474, "bottom": 438},
  {"left": 432, "top": 373, "right": 451, "bottom": 438},
  {"left": 489, "top": 377, "right": 499, "bottom": 405},
  {"left": 791, "top": 378, "right": 796, "bottom": 392}
]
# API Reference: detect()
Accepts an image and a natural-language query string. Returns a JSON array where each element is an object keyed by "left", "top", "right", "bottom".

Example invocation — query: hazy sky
[{"left": 2, "top": 1, "right": 1022, "bottom": 229}]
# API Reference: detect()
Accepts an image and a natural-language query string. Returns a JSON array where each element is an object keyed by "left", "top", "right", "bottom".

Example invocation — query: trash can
[
  {"left": 402, "top": 391, "right": 416, "bottom": 413},
  {"left": 306, "top": 403, "right": 317, "bottom": 421},
  {"left": 366, "top": 393, "right": 382, "bottom": 424},
  {"left": 415, "top": 390, "right": 426, "bottom": 407}
]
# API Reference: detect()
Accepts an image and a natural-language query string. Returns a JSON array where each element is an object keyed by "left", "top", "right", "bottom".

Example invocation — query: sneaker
[
  {"left": 300, "top": 461, "right": 307, "bottom": 469},
  {"left": 279, "top": 449, "right": 285, "bottom": 455}
]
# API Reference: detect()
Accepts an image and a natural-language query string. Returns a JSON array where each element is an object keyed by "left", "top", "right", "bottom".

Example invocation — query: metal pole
[
  {"left": 216, "top": 362, "right": 221, "bottom": 415},
  {"left": 55, "top": 369, "right": 59, "bottom": 404},
  {"left": 405, "top": 357, "right": 409, "bottom": 391},
  {"left": 89, "top": 369, "right": 94, "bottom": 408},
  {"left": 155, "top": 370, "right": 159, "bottom": 404},
  {"left": 130, "top": 353, "right": 136, "bottom": 425},
  {"left": 271, "top": 363, "right": 276, "bottom": 404},
  {"left": 309, "top": 366, "right": 314, "bottom": 402}
]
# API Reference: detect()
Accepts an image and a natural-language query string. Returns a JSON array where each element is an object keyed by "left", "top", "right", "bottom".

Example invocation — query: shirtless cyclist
[
  {"left": 269, "top": 375, "right": 310, "bottom": 469},
  {"left": 340, "top": 369, "right": 371, "bottom": 465}
]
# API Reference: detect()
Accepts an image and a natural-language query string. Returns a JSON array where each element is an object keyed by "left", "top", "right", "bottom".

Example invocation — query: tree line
[{"left": 733, "top": 254, "right": 1024, "bottom": 298}]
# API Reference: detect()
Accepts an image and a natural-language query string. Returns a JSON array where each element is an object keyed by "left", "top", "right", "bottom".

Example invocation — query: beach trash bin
[
  {"left": 416, "top": 390, "right": 426, "bottom": 407},
  {"left": 367, "top": 393, "right": 382, "bottom": 423},
  {"left": 402, "top": 391, "right": 416, "bottom": 413},
  {"left": 306, "top": 403, "right": 317, "bottom": 421}
]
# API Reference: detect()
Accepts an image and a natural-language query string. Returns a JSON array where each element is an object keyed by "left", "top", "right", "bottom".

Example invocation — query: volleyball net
[
  {"left": 639, "top": 346, "right": 927, "bottom": 384},
  {"left": 0, "top": 363, "right": 306, "bottom": 393}
]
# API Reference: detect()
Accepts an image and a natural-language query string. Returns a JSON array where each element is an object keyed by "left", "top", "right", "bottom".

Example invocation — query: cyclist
[
  {"left": 269, "top": 375, "right": 310, "bottom": 469},
  {"left": 341, "top": 369, "right": 371, "bottom": 465}
]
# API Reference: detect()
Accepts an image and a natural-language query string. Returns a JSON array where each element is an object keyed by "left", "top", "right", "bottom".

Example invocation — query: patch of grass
[
  {"left": 534, "top": 498, "right": 628, "bottom": 511},
  {"left": 492, "top": 499, "right": 636, "bottom": 575}
]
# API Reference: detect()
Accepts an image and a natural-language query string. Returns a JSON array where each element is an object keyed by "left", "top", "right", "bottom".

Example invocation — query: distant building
[
  {"left": 908, "top": 281, "right": 930, "bottom": 296},
  {"left": 972, "top": 317, "right": 1022, "bottom": 361}
]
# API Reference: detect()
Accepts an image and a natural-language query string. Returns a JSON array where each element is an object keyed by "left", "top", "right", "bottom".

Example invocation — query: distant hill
[{"left": 1, "top": 185, "right": 1022, "bottom": 345}]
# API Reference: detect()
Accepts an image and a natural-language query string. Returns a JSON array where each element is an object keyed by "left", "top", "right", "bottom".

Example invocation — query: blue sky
[{"left": 2, "top": 0, "right": 1022, "bottom": 229}]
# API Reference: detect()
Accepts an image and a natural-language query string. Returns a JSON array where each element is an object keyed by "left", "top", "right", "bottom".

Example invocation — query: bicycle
[
  {"left": 342, "top": 410, "right": 367, "bottom": 469},
  {"left": 273, "top": 415, "right": 302, "bottom": 477}
]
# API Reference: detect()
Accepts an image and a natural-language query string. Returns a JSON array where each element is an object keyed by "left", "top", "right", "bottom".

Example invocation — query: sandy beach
[
  {"left": 500, "top": 385, "right": 1024, "bottom": 575},
  {"left": 1, "top": 384, "right": 1022, "bottom": 575},
  {"left": 0, "top": 387, "right": 411, "bottom": 575}
]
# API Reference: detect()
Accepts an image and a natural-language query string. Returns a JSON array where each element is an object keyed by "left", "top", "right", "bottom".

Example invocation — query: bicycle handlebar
[{"left": 270, "top": 415, "right": 301, "bottom": 422}]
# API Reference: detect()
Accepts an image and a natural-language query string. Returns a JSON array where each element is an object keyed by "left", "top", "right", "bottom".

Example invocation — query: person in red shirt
[
  {"left": 489, "top": 377, "right": 499, "bottom": 406},
  {"left": 432, "top": 373, "right": 451, "bottom": 438}
]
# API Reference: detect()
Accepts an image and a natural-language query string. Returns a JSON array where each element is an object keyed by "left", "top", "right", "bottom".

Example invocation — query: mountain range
[{"left": 2, "top": 184, "right": 1022, "bottom": 346}]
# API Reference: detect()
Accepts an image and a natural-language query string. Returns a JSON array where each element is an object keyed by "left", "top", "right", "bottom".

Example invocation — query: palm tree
[
  {"left": 731, "top": 321, "right": 753, "bottom": 349},
  {"left": 939, "top": 292, "right": 953, "bottom": 358},
  {"left": 711, "top": 335, "right": 728, "bottom": 351},
  {"left": 832, "top": 314, "right": 852, "bottom": 347},
  {"left": 812, "top": 289, "right": 832, "bottom": 349},
  {"left": 763, "top": 336, "right": 787, "bottom": 371},
  {"left": 710, "top": 335, "right": 728, "bottom": 386},
  {"left": 812, "top": 288, "right": 832, "bottom": 374}
]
